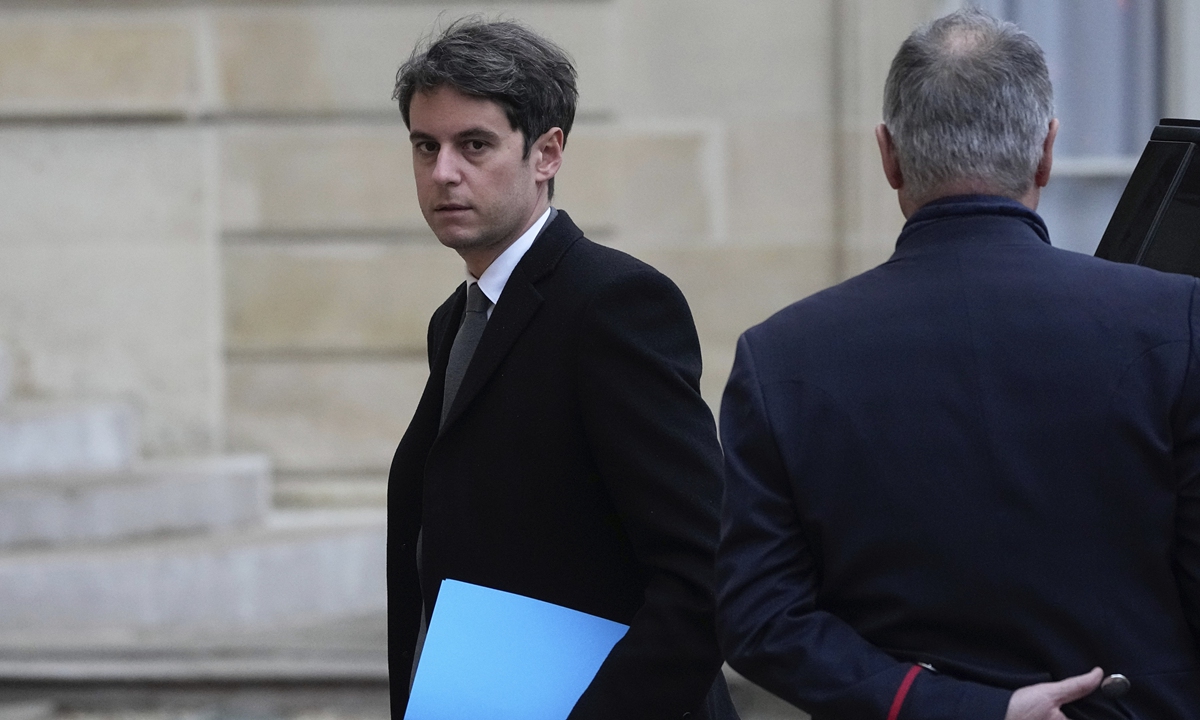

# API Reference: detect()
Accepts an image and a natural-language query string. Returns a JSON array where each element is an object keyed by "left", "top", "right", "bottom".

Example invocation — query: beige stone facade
[
  {"left": 0, "top": 125, "right": 223, "bottom": 456},
  {"left": 4, "top": 0, "right": 1197, "bottom": 503}
]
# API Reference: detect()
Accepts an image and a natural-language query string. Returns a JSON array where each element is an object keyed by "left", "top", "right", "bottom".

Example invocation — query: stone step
[
  {"left": 0, "top": 401, "right": 138, "bottom": 479},
  {"left": 0, "top": 703, "right": 54, "bottom": 720},
  {"left": 273, "top": 476, "right": 387, "bottom": 509},
  {"left": 0, "top": 455, "right": 271, "bottom": 549},
  {"left": 0, "top": 510, "right": 385, "bottom": 642},
  {"left": 0, "top": 612, "right": 388, "bottom": 684}
]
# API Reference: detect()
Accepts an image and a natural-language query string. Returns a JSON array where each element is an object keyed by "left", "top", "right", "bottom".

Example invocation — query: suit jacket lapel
[{"left": 438, "top": 210, "right": 583, "bottom": 433}]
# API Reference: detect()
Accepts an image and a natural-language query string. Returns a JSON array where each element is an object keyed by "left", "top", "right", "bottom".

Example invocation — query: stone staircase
[
  {"left": 0, "top": 353, "right": 386, "bottom": 663},
  {"left": 0, "top": 402, "right": 137, "bottom": 480}
]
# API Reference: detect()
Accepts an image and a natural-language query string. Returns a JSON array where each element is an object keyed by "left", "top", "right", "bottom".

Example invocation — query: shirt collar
[{"left": 467, "top": 207, "right": 554, "bottom": 308}]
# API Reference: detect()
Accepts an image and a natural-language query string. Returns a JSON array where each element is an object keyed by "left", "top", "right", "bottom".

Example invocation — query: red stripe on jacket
[{"left": 887, "top": 665, "right": 923, "bottom": 720}]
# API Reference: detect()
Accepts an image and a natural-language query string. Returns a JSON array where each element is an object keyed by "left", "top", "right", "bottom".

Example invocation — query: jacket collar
[
  {"left": 437, "top": 209, "right": 584, "bottom": 434},
  {"left": 894, "top": 194, "right": 1052, "bottom": 255}
]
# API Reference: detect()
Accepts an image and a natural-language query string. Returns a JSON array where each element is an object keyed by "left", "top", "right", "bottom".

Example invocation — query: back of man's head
[
  {"left": 393, "top": 18, "right": 578, "bottom": 156},
  {"left": 883, "top": 9, "right": 1054, "bottom": 205}
]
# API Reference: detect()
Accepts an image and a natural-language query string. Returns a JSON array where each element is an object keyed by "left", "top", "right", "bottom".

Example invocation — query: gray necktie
[{"left": 441, "top": 282, "right": 492, "bottom": 427}]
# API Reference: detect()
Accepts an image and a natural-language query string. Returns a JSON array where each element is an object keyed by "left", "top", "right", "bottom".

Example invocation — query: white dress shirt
[{"left": 468, "top": 207, "right": 553, "bottom": 319}]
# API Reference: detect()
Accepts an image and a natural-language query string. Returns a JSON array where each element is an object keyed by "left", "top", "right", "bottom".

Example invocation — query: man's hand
[{"left": 1004, "top": 667, "right": 1103, "bottom": 720}]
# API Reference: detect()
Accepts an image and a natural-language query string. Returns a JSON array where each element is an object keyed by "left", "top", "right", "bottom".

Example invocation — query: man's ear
[
  {"left": 876, "top": 123, "right": 904, "bottom": 190},
  {"left": 532, "top": 127, "right": 564, "bottom": 183},
  {"left": 1034, "top": 118, "right": 1059, "bottom": 189}
]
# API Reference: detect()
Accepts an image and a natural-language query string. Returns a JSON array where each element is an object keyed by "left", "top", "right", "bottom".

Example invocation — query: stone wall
[
  {"left": 0, "top": 127, "right": 223, "bottom": 456},
  {"left": 0, "top": 0, "right": 961, "bottom": 502}
]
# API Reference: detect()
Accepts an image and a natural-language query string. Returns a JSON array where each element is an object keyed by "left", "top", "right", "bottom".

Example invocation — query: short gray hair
[{"left": 883, "top": 9, "right": 1054, "bottom": 202}]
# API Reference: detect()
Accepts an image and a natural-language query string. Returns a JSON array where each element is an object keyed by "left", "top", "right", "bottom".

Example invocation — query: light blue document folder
[{"left": 404, "top": 579, "right": 630, "bottom": 720}]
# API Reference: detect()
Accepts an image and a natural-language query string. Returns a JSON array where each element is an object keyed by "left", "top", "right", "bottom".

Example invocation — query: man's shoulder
[
  {"left": 1040, "top": 244, "right": 1199, "bottom": 327},
  {"left": 1049, "top": 242, "right": 1196, "bottom": 291},
  {"left": 740, "top": 238, "right": 1200, "bottom": 367},
  {"left": 564, "top": 235, "right": 663, "bottom": 279},
  {"left": 549, "top": 230, "right": 681, "bottom": 302},
  {"left": 518, "top": 209, "right": 673, "bottom": 291},
  {"left": 743, "top": 269, "right": 882, "bottom": 345}
]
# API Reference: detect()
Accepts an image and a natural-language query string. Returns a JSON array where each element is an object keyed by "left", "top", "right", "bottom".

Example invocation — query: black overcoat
[{"left": 388, "top": 210, "right": 730, "bottom": 719}]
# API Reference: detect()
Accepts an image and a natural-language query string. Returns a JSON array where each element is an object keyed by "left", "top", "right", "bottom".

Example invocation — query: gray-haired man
[{"left": 716, "top": 9, "right": 1200, "bottom": 720}]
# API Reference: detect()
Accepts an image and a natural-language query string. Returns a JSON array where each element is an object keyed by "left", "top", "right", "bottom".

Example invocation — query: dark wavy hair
[{"left": 394, "top": 18, "right": 578, "bottom": 199}]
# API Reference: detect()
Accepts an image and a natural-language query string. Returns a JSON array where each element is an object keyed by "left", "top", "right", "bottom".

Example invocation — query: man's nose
[{"left": 431, "top": 149, "right": 462, "bottom": 184}]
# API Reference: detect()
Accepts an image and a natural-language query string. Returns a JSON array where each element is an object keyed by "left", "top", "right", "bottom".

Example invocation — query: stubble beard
[
  {"left": 430, "top": 205, "right": 530, "bottom": 264},
  {"left": 432, "top": 221, "right": 509, "bottom": 256}
]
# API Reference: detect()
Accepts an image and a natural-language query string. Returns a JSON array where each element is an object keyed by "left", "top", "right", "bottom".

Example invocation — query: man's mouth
[{"left": 434, "top": 203, "right": 471, "bottom": 213}]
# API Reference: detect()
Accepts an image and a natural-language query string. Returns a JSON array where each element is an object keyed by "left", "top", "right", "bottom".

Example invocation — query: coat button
[{"left": 1101, "top": 673, "right": 1130, "bottom": 699}]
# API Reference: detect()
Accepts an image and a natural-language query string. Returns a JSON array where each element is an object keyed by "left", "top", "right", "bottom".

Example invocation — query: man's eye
[
  {"left": 466, "top": 140, "right": 487, "bottom": 151},
  {"left": 415, "top": 142, "right": 437, "bottom": 153}
]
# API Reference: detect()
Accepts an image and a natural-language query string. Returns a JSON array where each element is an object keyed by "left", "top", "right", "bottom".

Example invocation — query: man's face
[{"left": 408, "top": 86, "right": 544, "bottom": 264}]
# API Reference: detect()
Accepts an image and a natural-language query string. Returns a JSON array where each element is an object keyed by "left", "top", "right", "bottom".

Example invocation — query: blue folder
[{"left": 404, "top": 579, "right": 630, "bottom": 720}]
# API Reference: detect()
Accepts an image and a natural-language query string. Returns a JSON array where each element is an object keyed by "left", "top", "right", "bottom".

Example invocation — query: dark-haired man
[
  {"left": 387, "top": 19, "right": 735, "bottom": 720},
  {"left": 717, "top": 9, "right": 1200, "bottom": 720}
]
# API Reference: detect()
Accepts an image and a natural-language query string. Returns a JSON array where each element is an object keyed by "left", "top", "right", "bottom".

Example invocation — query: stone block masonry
[
  {"left": 0, "top": 455, "right": 271, "bottom": 549},
  {"left": 0, "top": 510, "right": 385, "bottom": 641},
  {"left": 0, "top": 402, "right": 138, "bottom": 479}
]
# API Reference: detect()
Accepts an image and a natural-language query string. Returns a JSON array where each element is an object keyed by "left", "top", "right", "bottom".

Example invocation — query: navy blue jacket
[{"left": 716, "top": 196, "right": 1200, "bottom": 720}]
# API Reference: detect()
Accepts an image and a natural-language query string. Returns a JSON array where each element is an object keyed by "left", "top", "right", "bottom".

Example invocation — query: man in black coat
[
  {"left": 387, "top": 19, "right": 734, "bottom": 720},
  {"left": 716, "top": 9, "right": 1200, "bottom": 720}
]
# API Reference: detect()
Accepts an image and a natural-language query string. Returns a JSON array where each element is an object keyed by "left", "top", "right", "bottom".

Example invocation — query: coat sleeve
[
  {"left": 716, "top": 334, "right": 1013, "bottom": 720},
  {"left": 568, "top": 269, "right": 726, "bottom": 720},
  {"left": 1174, "top": 279, "right": 1200, "bottom": 649}
]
